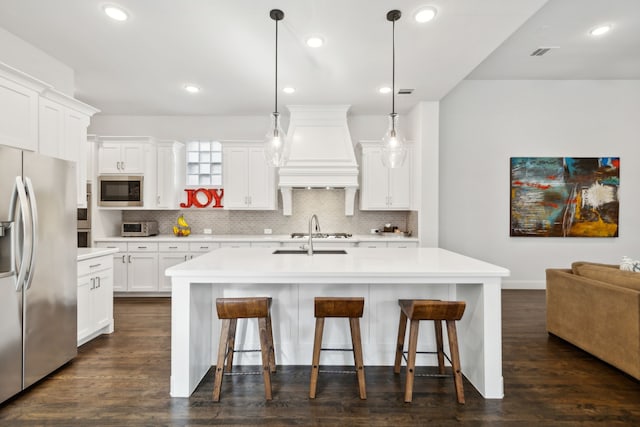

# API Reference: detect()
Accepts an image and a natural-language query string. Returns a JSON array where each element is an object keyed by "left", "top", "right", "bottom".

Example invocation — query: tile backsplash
[{"left": 122, "top": 189, "right": 416, "bottom": 236}]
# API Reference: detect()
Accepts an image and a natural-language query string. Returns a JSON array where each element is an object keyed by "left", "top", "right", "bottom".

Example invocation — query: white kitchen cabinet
[
  {"left": 96, "top": 241, "right": 158, "bottom": 292},
  {"left": 188, "top": 242, "right": 220, "bottom": 254},
  {"left": 359, "top": 141, "right": 411, "bottom": 210},
  {"left": 358, "top": 241, "right": 419, "bottom": 248},
  {"left": 77, "top": 254, "right": 114, "bottom": 346},
  {"left": 158, "top": 242, "right": 190, "bottom": 292},
  {"left": 156, "top": 141, "right": 186, "bottom": 209},
  {"left": 0, "top": 71, "right": 39, "bottom": 152},
  {"left": 97, "top": 139, "right": 147, "bottom": 174},
  {"left": 1, "top": 63, "right": 97, "bottom": 207},
  {"left": 222, "top": 141, "right": 276, "bottom": 210},
  {"left": 38, "top": 97, "right": 93, "bottom": 207},
  {"left": 219, "top": 242, "right": 251, "bottom": 248}
]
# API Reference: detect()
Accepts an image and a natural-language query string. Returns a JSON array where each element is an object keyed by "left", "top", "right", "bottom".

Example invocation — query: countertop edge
[{"left": 77, "top": 247, "right": 119, "bottom": 261}]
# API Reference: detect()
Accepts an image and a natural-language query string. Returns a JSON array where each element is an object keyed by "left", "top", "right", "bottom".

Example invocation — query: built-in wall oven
[{"left": 78, "top": 183, "right": 92, "bottom": 248}]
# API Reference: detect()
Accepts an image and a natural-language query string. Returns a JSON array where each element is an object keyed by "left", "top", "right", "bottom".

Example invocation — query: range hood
[{"left": 279, "top": 105, "right": 359, "bottom": 216}]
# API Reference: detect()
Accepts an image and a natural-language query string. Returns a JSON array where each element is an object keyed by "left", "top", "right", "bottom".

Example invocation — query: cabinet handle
[
  {"left": 200, "top": 246, "right": 208, "bottom": 249},
  {"left": 169, "top": 246, "right": 178, "bottom": 249},
  {"left": 157, "top": 196, "right": 161, "bottom": 204},
  {"left": 128, "top": 255, "right": 132, "bottom": 263},
  {"left": 184, "top": 255, "right": 188, "bottom": 261},
  {"left": 96, "top": 277, "right": 101, "bottom": 288},
  {"left": 90, "top": 277, "right": 95, "bottom": 290},
  {"left": 121, "top": 162, "right": 125, "bottom": 170},
  {"left": 122, "top": 255, "right": 126, "bottom": 263},
  {"left": 137, "top": 246, "right": 147, "bottom": 249},
  {"left": 89, "top": 263, "right": 101, "bottom": 268}
]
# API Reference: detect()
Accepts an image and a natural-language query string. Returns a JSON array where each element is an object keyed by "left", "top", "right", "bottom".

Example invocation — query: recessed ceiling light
[
  {"left": 590, "top": 25, "right": 611, "bottom": 36},
  {"left": 184, "top": 84, "right": 200, "bottom": 94},
  {"left": 306, "top": 36, "right": 324, "bottom": 48},
  {"left": 103, "top": 5, "right": 128, "bottom": 21},
  {"left": 414, "top": 7, "right": 437, "bottom": 23},
  {"left": 283, "top": 87, "right": 295, "bottom": 94},
  {"left": 379, "top": 86, "right": 392, "bottom": 94}
]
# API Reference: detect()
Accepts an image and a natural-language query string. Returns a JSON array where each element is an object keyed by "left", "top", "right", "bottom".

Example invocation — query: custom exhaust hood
[{"left": 279, "top": 105, "right": 359, "bottom": 216}]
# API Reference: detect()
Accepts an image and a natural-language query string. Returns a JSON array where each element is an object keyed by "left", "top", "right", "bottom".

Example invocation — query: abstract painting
[{"left": 510, "top": 157, "right": 619, "bottom": 237}]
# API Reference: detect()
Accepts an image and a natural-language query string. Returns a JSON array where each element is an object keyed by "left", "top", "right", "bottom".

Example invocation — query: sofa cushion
[{"left": 572, "top": 261, "right": 640, "bottom": 292}]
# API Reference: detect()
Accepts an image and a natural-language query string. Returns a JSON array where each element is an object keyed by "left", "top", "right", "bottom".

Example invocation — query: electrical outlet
[
  {"left": 203, "top": 228, "right": 212, "bottom": 235},
  {"left": 264, "top": 228, "right": 272, "bottom": 235}
]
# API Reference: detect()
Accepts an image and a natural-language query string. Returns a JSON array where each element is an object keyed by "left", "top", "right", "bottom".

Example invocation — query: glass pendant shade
[
  {"left": 381, "top": 113, "right": 407, "bottom": 168},
  {"left": 264, "top": 112, "right": 288, "bottom": 167}
]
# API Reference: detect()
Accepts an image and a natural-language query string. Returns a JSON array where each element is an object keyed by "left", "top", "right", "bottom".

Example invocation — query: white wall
[
  {"left": 440, "top": 80, "right": 640, "bottom": 288},
  {"left": 0, "top": 26, "right": 74, "bottom": 95}
]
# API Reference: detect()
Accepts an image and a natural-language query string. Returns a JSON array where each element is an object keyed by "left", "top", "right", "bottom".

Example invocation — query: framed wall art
[{"left": 510, "top": 157, "right": 619, "bottom": 237}]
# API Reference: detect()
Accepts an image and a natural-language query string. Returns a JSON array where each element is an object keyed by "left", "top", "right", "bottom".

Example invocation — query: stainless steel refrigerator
[{"left": 0, "top": 144, "right": 77, "bottom": 404}]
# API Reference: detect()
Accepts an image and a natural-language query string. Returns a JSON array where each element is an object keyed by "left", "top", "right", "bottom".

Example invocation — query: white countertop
[
  {"left": 77, "top": 247, "right": 119, "bottom": 261},
  {"left": 165, "top": 247, "right": 509, "bottom": 283},
  {"left": 93, "top": 233, "right": 418, "bottom": 243}
]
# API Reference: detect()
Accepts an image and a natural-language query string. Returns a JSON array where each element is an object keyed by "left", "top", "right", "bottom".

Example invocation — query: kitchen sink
[{"left": 272, "top": 249, "right": 347, "bottom": 255}]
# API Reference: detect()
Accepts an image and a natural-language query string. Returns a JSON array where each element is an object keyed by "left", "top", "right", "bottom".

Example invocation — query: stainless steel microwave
[{"left": 98, "top": 175, "right": 144, "bottom": 207}]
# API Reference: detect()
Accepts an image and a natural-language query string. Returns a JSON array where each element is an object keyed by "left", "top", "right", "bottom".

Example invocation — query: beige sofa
[{"left": 546, "top": 261, "right": 640, "bottom": 380}]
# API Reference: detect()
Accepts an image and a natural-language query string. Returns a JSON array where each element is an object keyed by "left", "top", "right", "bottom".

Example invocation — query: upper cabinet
[
  {"left": 0, "top": 62, "right": 99, "bottom": 208},
  {"left": 97, "top": 138, "right": 146, "bottom": 174},
  {"left": 156, "top": 141, "right": 185, "bottom": 209},
  {"left": 358, "top": 141, "right": 411, "bottom": 211},
  {"left": 221, "top": 141, "right": 276, "bottom": 210},
  {"left": 0, "top": 69, "right": 39, "bottom": 151}
]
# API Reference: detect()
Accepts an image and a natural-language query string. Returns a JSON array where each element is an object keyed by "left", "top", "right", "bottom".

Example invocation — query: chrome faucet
[{"left": 307, "top": 214, "right": 321, "bottom": 256}]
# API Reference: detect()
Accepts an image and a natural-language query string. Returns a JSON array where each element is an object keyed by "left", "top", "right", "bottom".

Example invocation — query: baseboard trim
[{"left": 502, "top": 280, "right": 545, "bottom": 290}]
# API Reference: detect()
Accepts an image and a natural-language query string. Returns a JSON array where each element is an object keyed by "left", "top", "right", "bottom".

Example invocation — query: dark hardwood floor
[{"left": 1, "top": 291, "right": 639, "bottom": 426}]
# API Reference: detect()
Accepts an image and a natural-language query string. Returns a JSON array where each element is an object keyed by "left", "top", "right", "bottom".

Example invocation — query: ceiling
[{"left": 0, "top": 0, "right": 637, "bottom": 116}]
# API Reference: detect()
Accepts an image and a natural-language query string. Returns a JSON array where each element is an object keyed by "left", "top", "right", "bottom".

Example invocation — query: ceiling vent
[
  {"left": 530, "top": 46, "right": 559, "bottom": 57},
  {"left": 398, "top": 88, "right": 414, "bottom": 95}
]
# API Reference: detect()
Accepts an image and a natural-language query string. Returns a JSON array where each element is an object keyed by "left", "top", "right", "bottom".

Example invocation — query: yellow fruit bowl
[{"left": 173, "top": 226, "right": 191, "bottom": 237}]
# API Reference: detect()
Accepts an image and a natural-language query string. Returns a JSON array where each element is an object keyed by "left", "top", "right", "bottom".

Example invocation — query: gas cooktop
[{"left": 290, "top": 233, "right": 352, "bottom": 239}]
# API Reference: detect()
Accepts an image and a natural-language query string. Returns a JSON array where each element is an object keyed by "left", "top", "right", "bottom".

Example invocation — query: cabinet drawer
[
  {"left": 358, "top": 241, "right": 387, "bottom": 248},
  {"left": 159, "top": 242, "right": 189, "bottom": 252},
  {"left": 220, "top": 242, "right": 251, "bottom": 248},
  {"left": 387, "top": 241, "right": 418, "bottom": 248},
  {"left": 96, "top": 242, "right": 127, "bottom": 252},
  {"left": 78, "top": 255, "right": 111, "bottom": 277},
  {"left": 189, "top": 242, "right": 220, "bottom": 253},
  {"left": 127, "top": 242, "right": 159, "bottom": 252},
  {"left": 250, "top": 241, "right": 281, "bottom": 248}
]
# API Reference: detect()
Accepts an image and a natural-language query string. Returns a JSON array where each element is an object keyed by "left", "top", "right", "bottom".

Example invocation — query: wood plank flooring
[{"left": 1, "top": 291, "right": 639, "bottom": 425}]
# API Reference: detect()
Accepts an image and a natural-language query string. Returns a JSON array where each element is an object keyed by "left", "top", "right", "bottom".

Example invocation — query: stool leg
[
  {"left": 266, "top": 312, "right": 276, "bottom": 373},
  {"left": 258, "top": 317, "right": 273, "bottom": 400},
  {"left": 213, "top": 319, "right": 231, "bottom": 402},
  {"left": 394, "top": 311, "right": 408, "bottom": 374},
  {"left": 446, "top": 320, "right": 465, "bottom": 404},
  {"left": 309, "top": 317, "right": 325, "bottom": 399},
  {"left": 434, "top": 320, "right": 445, "bottom": 375},
  {"left": 225, "top": 318, "right": 237, "bottom": 372},
  {"left": 404, "top": 319, "right": 420, "bottom": 403},
  {"left": 349, "top": 317, "right": 367, "bottom": 400}
]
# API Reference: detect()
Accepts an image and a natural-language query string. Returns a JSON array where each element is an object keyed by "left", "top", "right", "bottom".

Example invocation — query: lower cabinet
[
  {"left": 77, "top": 254, "right": 114, "bottom": 346},
  {"left": 96, "top": 242, "right": 158, "bottom": 292}
]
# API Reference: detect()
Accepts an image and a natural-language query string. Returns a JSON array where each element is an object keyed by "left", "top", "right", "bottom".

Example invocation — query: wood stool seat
[
  {"left": 310, "top": 297, "right": 366, "bottom": 400},
  {"left": 394, "top": 299, "right": 466, "bottom": 404},
  {"left": 213, "top": 297, "right": 276, "bottom": 402}
]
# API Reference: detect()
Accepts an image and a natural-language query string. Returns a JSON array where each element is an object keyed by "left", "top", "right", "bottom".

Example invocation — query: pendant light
[
  {"left": 264, "top": 9, "right": 288, "bottom": 167},
  {"left": 381, "top": 9, "right": 407, "bottom": 169}
]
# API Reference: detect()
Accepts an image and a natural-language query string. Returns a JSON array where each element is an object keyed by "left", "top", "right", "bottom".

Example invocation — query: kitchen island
[{"left": 166, "top": 247, "right": 509, "bottom": 399}]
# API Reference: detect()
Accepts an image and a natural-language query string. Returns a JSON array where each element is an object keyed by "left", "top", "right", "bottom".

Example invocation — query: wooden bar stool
[
  {"left": 310, "top": 297, "right": 367, "bottom": 400},
  {"left": 213, "top": 297, "right": 276, "bottom": 402},
  {"left": 394, "top": 299, "right": 466, "bottom": 404}
]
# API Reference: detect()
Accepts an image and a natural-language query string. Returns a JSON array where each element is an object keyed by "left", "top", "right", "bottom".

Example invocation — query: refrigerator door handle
[
  {"left": 23, "top": 177, "right": 39, "bottom": 290},
  {"left": 9, "top": 176, "right": 33, "bottom": 291}
]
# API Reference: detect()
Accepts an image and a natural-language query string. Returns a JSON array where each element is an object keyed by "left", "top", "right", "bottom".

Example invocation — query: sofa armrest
[{"left": 546, "top": 268, "right": 640, "bottom": 379}]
